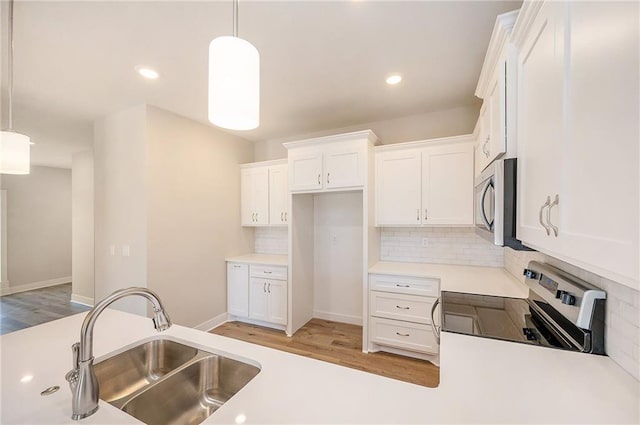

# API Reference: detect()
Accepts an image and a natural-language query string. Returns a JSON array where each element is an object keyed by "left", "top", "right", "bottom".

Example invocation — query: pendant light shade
[
  {"left": 208, "top": 0, "right": 260, "bottom": 131},
  {"left": 1, "top": 0, "right": 30, "bottom": 175},
  {"left": 0, "top": 131, "right": 30, "bottom": 175}
]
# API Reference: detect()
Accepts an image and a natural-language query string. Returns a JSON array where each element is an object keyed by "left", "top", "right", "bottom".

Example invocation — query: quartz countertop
[
  {"left": 369, "top": 261, "right": 530, "bottom": 298},
  {"left": 2, "top": 308, "right": 638, "bottom": 424},
  {"left": 225, "top": 253, "right": 288, "bottom": 266}
]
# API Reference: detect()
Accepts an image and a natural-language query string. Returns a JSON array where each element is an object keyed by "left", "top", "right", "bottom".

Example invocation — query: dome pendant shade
[
  {"left": 208, "top": 36, "right": 260, "bottom": 131},
  {"left": 0, "top": 131, "right": 30, "bottom": 175}
]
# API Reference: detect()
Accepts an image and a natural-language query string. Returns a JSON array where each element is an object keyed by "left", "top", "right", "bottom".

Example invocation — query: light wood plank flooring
[
  {"left": 0, "top": 283, "right": 90, "bottom": 335},
  {"left": 211, "top": 319, "right": 439, "bottom": 387}
]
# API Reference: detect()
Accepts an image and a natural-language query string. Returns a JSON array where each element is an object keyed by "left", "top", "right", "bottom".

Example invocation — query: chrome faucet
[{"left": 65, "top": 287, "right": 172, "bottom": 420}]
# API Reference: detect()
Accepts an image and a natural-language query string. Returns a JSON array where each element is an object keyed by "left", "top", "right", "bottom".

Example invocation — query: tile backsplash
[
  {"left": 254, "top": 227, "right": 288, "bottom": 255},
  {"left": 505, "top": 247, "right": 640, "bottom": 381},
  {"left": 380, "top": 227, "right": 505, "bottom": 267}
]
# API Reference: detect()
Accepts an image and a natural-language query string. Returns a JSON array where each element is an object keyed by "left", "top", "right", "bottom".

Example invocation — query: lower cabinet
[
  {"left": 368, "top": 274, "right": 440, "bottom": 357},
  {"left": 227, "top": 261, "right": 287, "bottom": 329}
]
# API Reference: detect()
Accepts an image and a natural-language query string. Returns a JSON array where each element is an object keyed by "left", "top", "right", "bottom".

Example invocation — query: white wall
[
  {"left": 0, "top": 166, "right": 72, "bottom": 292},
  {"left": 145, "top": 106, "right": 254, "bottom": 328},
  {"left": 254, "top": 105, "right": 478, "bottom": 161},
  {"left": 94, "top": 104, "right": 148, "bottom": 314},
  {"left": 72, "top": 151, "right": 95, "bottom": 305},
  {"left": 313, "top": 192, "right": 363, "bottom": 325}
]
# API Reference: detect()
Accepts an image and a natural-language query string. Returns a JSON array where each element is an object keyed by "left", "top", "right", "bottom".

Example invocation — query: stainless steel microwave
[{"left": 475, "top": 158, "right": 531, "bottom": 250}]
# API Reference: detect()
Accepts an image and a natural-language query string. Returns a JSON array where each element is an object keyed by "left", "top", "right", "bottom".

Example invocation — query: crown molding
[
  {"left": 240, "top": 158, "right": 287, "bottom": 169},
  {"left": 374, "top": 134, "right": 475, "bottom": 153},
  {"left": 283, "top": 129, "right": 379, "bottom": 150},
  {"left": 511, "top": 1, "right": 545, "bottom": 48},
  {"left": 475, "top": 9, "right": 520, "bottom": 99}
]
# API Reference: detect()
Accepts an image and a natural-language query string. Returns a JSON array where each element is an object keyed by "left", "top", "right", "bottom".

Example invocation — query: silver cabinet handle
[
  {"left": 327, "top": 173, "right": 330, "bottom": 184},
  {"left": 255, "top": 212, "right": 258, "bottom": 222},
  {"left": 395, "top": 284, "right": 410, "bottom": 288},
  {"left": 233, "top": 265, "right": 241, "bottom": 268},
  {"left": 395, "top": 332, "right": 410, "bottom": 337},
  {"left": 539, "top": 197, "right": 551, "bottom": 236},
  {"left": 281, "top": 212, "right": 284, "bottom": 222},
  {"left": 424, "top": 209, "right": 428, "bottom": 221},
  {"left": 431, "top": 297, "right": 441, "bottom": 344},
  {"left": 284, "top": 212, "right": 287, "bottom": 222},
  {"left": 264, "top": 271, "right": 272, "bottom": 274},
  {"left": 263, "top": 282, "right": 266, "bottom": 293},
  {"left": 416, "top": 209, "right": 420, "bottom": 222},
  {"left": 547, "top": 194, "right": 559, "bottom": 237},
  {"left": 395, "top": 305, "right": 410, "bottom": 310},
  {"left": 267, "top": 283, "right": 271, "bottom": 293},
  {"left": 317, "top": 174, "right": 321, "bottom": 185}
]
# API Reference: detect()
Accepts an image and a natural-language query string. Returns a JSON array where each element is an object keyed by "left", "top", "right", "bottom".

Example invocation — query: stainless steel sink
[{"left": 95, "top": 339, "right": 260, "bottom": 424}]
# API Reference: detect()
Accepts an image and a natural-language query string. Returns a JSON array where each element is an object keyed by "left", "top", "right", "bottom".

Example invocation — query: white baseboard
[
  {"left": 71, "top": 294, "right": 94, "bottom": 307},
  {"left": 0, "top": 276, "right": 72, "bottom": 296},
  {"left": 313, "top": 310, "right": 363, "bottom": 326},
  {"left": 194, "top": 312, "right": 229, "bottom": 331}
]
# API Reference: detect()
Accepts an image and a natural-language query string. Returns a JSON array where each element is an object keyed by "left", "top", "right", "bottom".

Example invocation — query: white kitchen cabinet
[
  {"left": 249, "top": 277, "right": 287, "bottom": 325},
  {"left": 375, "top": 138, "right": 474, "bottom": 226},
  {"left": 513, "top": 1, "right": 639, "bottom": 289},
  {"left": 241, "top": 160, "right": 288, "bottom": 227},
  {"left": 269, "top": 164, "right": 289, "bottom": 225},
  {"left": 474, "top": 10, "right": 518, "bottom": 177},
  {"left": 285, "top": 130, "right": 377, "bottom": 193},
  {"left": 241, "top": 167, "right": 269, "bottom": 226},
  {"left": 227, "top": 263, "right": 249, "bottom": 317}
]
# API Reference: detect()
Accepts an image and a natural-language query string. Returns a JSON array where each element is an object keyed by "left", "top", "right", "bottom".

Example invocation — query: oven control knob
[{"left": 561, "top": 293, "right": 576, "bottom": 305}]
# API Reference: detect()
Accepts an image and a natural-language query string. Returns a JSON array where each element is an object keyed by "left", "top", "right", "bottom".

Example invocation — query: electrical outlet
[{"left": 421, "top": 237, "right": 429, "bottom": 247}]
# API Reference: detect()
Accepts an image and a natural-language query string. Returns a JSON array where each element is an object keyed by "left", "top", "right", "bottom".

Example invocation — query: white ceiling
[{"left": 2, "top": 0, "right": 521, "bottom": 168}]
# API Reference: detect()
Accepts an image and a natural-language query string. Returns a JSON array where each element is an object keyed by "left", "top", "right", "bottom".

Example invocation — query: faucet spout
[{"left": 66, "top": 287, "right": 172, "bottom": 420}]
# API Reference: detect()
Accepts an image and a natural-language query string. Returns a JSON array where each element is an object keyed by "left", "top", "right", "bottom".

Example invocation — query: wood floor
[
  {"left": 211, "top": 319, "right": 440, "bottom": 387},
  {"left": 0, "top": 283, "right": 90, "bottom": 335}
]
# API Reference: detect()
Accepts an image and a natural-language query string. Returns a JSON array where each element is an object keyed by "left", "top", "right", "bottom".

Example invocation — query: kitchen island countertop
[{"left": 1, "top": 307, "right": 638, "bottom": 424}]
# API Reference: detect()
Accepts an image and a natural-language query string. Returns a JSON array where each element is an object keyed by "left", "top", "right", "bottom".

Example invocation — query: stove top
[{"left": 440, "top": 262, "right": 607, "bottom": 354}]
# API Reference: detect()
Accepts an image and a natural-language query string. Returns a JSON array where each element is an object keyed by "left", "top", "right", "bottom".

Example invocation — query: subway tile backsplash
[
  {"left": 254, "top": 227, "right": 288, "bottom": 255},
  {"left": 380, "top": 227, "right": 505, "bottom": 267},
  {"left": 505, "top": 247, "right": 640, "bottom": 381}
]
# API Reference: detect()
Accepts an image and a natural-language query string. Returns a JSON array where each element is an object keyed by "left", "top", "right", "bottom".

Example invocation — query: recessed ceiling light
[
  {"left": 386, "top": 74, "right": 403, "bottom": 85},
  {"left": 136, "top": 66, "right": 159, "bottom": 80}
]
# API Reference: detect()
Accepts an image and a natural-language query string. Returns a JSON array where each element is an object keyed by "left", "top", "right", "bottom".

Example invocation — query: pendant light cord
[
  {"left": 233, "top": 0, "right": 238, "bottom": 37},
  {"left": 7, "top": 0, "right": 15, "bottom": 130}
]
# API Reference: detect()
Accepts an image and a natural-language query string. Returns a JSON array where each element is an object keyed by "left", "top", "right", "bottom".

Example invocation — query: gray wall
[
  {"left": 71, "top": 151, "right": 95, "bottom": 304},
  {"left": 1, "top": 166, "right": 72, "bottom": 291}
]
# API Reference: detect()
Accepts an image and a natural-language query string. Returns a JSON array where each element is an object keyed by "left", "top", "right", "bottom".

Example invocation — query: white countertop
[
  {"left": 369, "top": 261, "right": 530, "bottom": 298},
  {"left": 2, "top": 309, "right": 638, "bottom": 424},
  {"left": 225, "top": 253, "right": 288, "bottom": 266}
]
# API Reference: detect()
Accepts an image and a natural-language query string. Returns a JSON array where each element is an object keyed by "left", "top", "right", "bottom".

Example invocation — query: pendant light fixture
[
  {"left": 0, "top": 0, "right": 30, "bottom": 175},
  {"left": 208, "top": 0, "right": 259, "bottom": 131}
]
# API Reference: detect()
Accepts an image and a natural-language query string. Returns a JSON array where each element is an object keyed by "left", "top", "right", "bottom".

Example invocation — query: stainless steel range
[{"left": 440, "top": 261, "right": 607, "bottom": 354}]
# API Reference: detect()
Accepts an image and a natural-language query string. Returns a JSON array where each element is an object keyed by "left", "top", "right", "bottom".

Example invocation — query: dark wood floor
[
  {"left": 211, "top": 319, "right": 440, "bottom": 387},
  {"left": 0, "top": 283, "right": 90, "bottom": 335}
]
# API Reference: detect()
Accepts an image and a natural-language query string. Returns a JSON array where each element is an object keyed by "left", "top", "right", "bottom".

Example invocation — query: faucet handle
[{"left": 71, "top": 342, "right": 80, "bottom": 370}]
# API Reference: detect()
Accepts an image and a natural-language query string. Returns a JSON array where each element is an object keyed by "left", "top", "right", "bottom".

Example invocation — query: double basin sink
[{"left": 94, "top": 338, "right": 260, "bottom": 425}]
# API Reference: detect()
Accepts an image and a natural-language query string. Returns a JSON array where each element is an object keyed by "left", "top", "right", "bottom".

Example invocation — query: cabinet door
[
  {"left": 375, "top": 150, "right": 422, "bottom": 226},
  {"left": 249, "top": 278, "right": 269, "bottom": 321},
  {"left": 227, "top": 263, "right": 249, "bottom": 317},
  {"left": 516, "top": 1, "right": 564, "bottom": 250},
  {"left": 268, "top": 165, "right": 288, "bottom": 225},
  {"left": 267, "top": 279, "right": 287, "bottom": 325},
  {"left": 241, "top": 167, "right": 269, "bottom": 226},
  {"left": 422, "top": 144, "right": 474, "bottom": 225},
  {"left": 476, "top": 103, "right": 491, "bottom": 172},
  {"left": 288, "top": 150, "right": 323, "bottom": 192},
  {"left": 487, "top": 59, "right": 507, "bottom": 163},
  {"left": 324, "top": 144, "right": 365, "bottom": 189},
  {"left": 557, "top": 1, "right": 638, "bottom": 286}
]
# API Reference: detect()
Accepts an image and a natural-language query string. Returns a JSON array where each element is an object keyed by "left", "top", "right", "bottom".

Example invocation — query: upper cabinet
[
  {"left": 241, "top": 160, "right": 289, "bottom": 227},
  {"left": 375, "top": 137, "right": 475, "bottom": 226},
  {"left": 474, "top": 10, "right": 519, "bottom": 175},
  {"left": 285, "top": 130, "right": 378, "bottom": 193},
  {"left": 513, "top": 1, "right": 639, "bottom": 289}
]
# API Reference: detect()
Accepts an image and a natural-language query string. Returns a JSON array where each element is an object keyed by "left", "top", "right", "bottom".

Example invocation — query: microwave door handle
[{"left": 479, "top": 180, "right": 493, "bottom": 230}]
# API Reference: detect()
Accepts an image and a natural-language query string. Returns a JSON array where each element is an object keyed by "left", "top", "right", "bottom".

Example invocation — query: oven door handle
[
  {"left": 431, "top": 297, "right": 441, "bottom": 344},
  {"left": 479, "top": 179, "right": 493, "bottom": 231}
]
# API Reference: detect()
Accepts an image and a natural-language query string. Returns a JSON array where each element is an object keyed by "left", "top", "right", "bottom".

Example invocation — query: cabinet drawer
[
  {"left": 369, "top": 291, "right": 434, "bottom": 324},
  {"left": 369, "top": 274, "right": 439, "bottom": 297},
  {"left": 369, "top": 317, "right": 438, "bottom": 354},
  {"left": 250, "top": 265, "right": 287, "bottom": 280}
]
